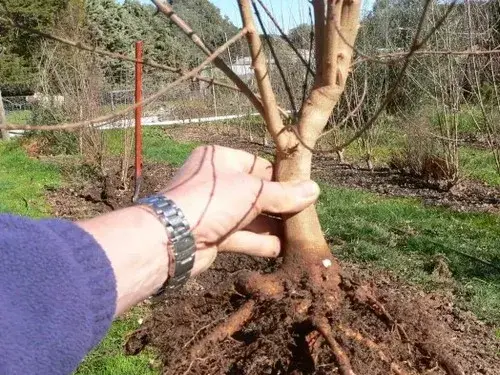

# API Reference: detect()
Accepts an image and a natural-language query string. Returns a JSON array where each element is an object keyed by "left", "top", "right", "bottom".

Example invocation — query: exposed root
[
  {"left": 338, "top": 324, "right": 412, "bottom": 375},
  {"left": 351, "top": 285, "right": 465, "bottom": 375},
  {"left": 417, "top": 342, "right": 465, "bottom": 375},
  {"left": 236, "top": 270, "right": 284, "bottom": 299},
  {"left": 133, "top": 254, "right": 497, "bottom": 374},
  {"left": 306, "top": 330, "right": 323, "bottom": 366},
  {"left": 352, "top": 284, "right": 410, "bottom": 341},
  {"left": 314, "top": 317, "right": 357, "bottom": 375},
  {"left": 189, "top": 300, "right": 255, "bottom": 358}
]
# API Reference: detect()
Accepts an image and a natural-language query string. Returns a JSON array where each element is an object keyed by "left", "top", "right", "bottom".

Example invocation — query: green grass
[
  {"left": 461, "top": 147, "right": 500, "bottom": 187},
  {"left": 317, "top": 186, "right": 500, "bottom": 323},
  {"left": 6, "top": 109, "right": 33, "bottom": 125},
  {"left": 0, "top": 141, "right": 59, "bottom": 216},
  {"left": 430, "top": 108, "right": 481, "bottom": 136},
  {"left": 75, "top": 308, "right": 157, "bottom": 375},
  {"left": 104, "top": 127, "right": 197, "bottom": 167},
  {"left": 143, "top": 128, "right": 196, "bottom": 166}
]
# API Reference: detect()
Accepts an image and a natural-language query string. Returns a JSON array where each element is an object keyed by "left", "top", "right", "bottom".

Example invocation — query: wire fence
[{"left": 3, "top": 72, "right": 260, "bottom": 127}]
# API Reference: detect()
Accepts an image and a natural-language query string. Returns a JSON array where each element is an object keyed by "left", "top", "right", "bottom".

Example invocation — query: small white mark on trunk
[{"left": 322, "top": 259, "right": 332, "bottom": 268}]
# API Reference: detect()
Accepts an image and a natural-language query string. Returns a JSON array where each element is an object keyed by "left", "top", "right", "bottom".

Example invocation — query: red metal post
[{"left": 132, "top": 40, "right": 144, "bottom": 202}]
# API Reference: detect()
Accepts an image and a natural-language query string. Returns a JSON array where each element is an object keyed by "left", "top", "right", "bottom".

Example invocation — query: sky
[
  {"left": 209, "top": 0, "right": 376, "bottom": 32},
  {"left": 122, "top": 1, "right": 376, "bottom": 33}
]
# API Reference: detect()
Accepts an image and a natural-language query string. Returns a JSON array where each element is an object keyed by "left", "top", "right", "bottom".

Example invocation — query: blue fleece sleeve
[{"left": 0, "top": 214, "right": 117, "bottom": 375}]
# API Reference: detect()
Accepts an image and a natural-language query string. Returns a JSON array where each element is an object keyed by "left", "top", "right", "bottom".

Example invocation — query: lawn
[
  {"left": 461, "top": 147, "right": 500, "bottom": 187},
  {"left": 6, "top": 109, "right": 32, "bottom": 125},
  {"left": 104, "top": 127, "right": 196, "bottom": 167},
  {"left": 317, "top": 186, "right": 500, "bottom": 324},
  {"left": 75, "top": 308, "right": 157, "bottom": 375},
  {"left": 0, "top": 141, "right": 59, "bottom": 216}
]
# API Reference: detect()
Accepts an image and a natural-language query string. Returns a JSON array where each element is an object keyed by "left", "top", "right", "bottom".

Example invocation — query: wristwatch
[{"left": 135, "top": 195, "right": 196, "bottom": 295}]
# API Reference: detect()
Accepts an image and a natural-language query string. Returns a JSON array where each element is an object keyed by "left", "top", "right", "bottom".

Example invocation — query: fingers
[
  {"left": 219, "top": 231, "right": 281, "bottom": 257},
  {"left": 256, "top": 180, "right": 320, "bottom": 214},
  {"left": 212, "top": 146, "right": 273, "bottom": 180},
  {"left": 245, "top": 214, "right": 282, "bottom": 237}
]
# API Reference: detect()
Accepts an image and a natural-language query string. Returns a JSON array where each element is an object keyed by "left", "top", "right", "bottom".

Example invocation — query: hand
[{"left": 163, "top": 145, "right": 320, "bottom": 275}]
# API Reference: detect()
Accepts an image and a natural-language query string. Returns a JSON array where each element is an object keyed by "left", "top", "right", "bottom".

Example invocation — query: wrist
[
  {"left": 135, "top": 194, "right": 196, "bottom": 295},
  {"left": 78, "top": 206, "right": 169, "bottom": 315}
]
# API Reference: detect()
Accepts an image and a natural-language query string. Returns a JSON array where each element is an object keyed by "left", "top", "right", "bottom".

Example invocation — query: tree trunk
[
  {"left": 0, "top": 91, "right": 11, "bottom": 141},
  {"left": 275, "top": 145, "right": 340, "bottom": 291}
]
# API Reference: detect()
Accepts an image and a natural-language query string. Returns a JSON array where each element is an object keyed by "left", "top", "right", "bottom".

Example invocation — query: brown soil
[
  {"left": 127, "top": 254, "right": 500, "bottom": 375},
  {"left": 166, "top": 124, "right": 500, "bottom": 214},
  {"left": 47, "top": 158, "right": 174, "bottom": 219},
  {"left": 45, "top": 147, "right": 500, "bottom": 375}
]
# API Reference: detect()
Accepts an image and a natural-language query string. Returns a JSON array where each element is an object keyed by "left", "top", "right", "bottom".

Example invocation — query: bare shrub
[{"left": 389, "top": 116, "right": 459, "bottom": 189}]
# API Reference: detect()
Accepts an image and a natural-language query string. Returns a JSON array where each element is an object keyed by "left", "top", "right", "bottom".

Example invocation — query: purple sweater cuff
[{"left": 0, "top": 214, "right": 117, "bottom": 375}]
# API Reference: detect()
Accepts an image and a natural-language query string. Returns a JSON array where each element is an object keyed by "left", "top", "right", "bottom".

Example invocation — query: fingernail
[{"left": 300, "top": 181, "right": 319, "bottom": 198}]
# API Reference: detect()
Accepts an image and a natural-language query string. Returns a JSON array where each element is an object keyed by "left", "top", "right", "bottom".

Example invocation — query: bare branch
[
  {"left": 238, "top": 0, "right": 289, "bottom": 152},
  {"left": 353, "top": 48, "right": 500, "bottom": 65},
  {"left": 296, "top": 0, "right": 361, "bottom": 149},
  {"left": 151, "top": 0, "right": 266, "bottom": 116},
  {"left": 0, "top": 15, "right": 245, "bottom": 94},
  {"left": 254, "top": 0, "right": 315, "bottom": 76},
  {"left": 322, "top": 0, "right": 344, "bottom": 87},
  {"left": 301, "top": 8, "right": 315, "bottom": 107},
  {"left": 336, "top": 0, "right": 458, "bottom": 152},
  {"left": 252, "top": 0, "right": 298, "bottom": 115},
  {"left": 0, "top": 29, "right": 248, "bottom": 131},
  {"left": 319, "top": 73, "right": 367, "bottom": 139}
]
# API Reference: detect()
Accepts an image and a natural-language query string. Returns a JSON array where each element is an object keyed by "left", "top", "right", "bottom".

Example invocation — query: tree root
[
  {"left": 314, "top": 317, "right": 357, "bottom": 375},
  {"left": 337, "top": 324, "right": 412, "bottom": 375},
  {"left": 417, "top": 342, "right": 465, "bottom": 375},
  {"left": 350, "top": 285, "right": 465, "bottom": 375},
  {"left": 189, "top": 299, "right": 255, "bottom": 358},
  {"left": 351, "top": 285, "right": 410, "bottom": 342},
  {"left": 136, "top": 265, "right": 470, "bottom": 374}
]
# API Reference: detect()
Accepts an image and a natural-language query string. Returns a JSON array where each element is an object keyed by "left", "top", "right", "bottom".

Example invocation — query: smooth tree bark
[{"left": 238, "top": 0, "right": 361, "bottom": 292}]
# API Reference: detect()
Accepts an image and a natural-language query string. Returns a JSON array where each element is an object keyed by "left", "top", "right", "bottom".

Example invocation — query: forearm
[
  {"left": 77, "top": 206, "right": 169, "bottom": 316},
  {"left": 0, "top": 214, "right": 116, "bottom": 374}
]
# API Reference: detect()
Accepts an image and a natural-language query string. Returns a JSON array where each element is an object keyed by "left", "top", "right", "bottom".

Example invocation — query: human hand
[{"left": 163, "top": 145, "right": 320, "bottom": 275}]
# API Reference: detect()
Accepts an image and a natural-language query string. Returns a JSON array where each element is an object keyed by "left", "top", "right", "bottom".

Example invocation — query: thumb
[{"left": 258, "top": 180, "right": 320, "bottom": 214}]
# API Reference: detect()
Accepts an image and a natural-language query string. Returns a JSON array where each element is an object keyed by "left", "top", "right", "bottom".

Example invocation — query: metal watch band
[{"left": 136, "top": 195, "right": 195, "bottom": 294}]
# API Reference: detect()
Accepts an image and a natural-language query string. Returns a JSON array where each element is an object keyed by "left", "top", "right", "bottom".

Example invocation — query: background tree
[{"left": 0, "top": 0, "right": 69, "bottom": 94}]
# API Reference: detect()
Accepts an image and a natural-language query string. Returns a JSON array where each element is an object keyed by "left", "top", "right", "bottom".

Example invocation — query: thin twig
[
  {"left": 254, "top": 0, "right": 315, "bottom": 76},
  {"left": 335, "top": 0, "right": 457, "bottom": 152},
  {"left": 252, "top": 0, "right": 297, "bottom": 115},
  {"left": 1, "top": 29, "right": 248, "bottom": 131},
  {"left": 354, "top": 48, "right": 500, "bottom": 65},
  {"left": 0, "top": 16, "right": 242, "bottom": 94},
  {"left": 301, "top": 7, "right": 315, "bottom": 108}
]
